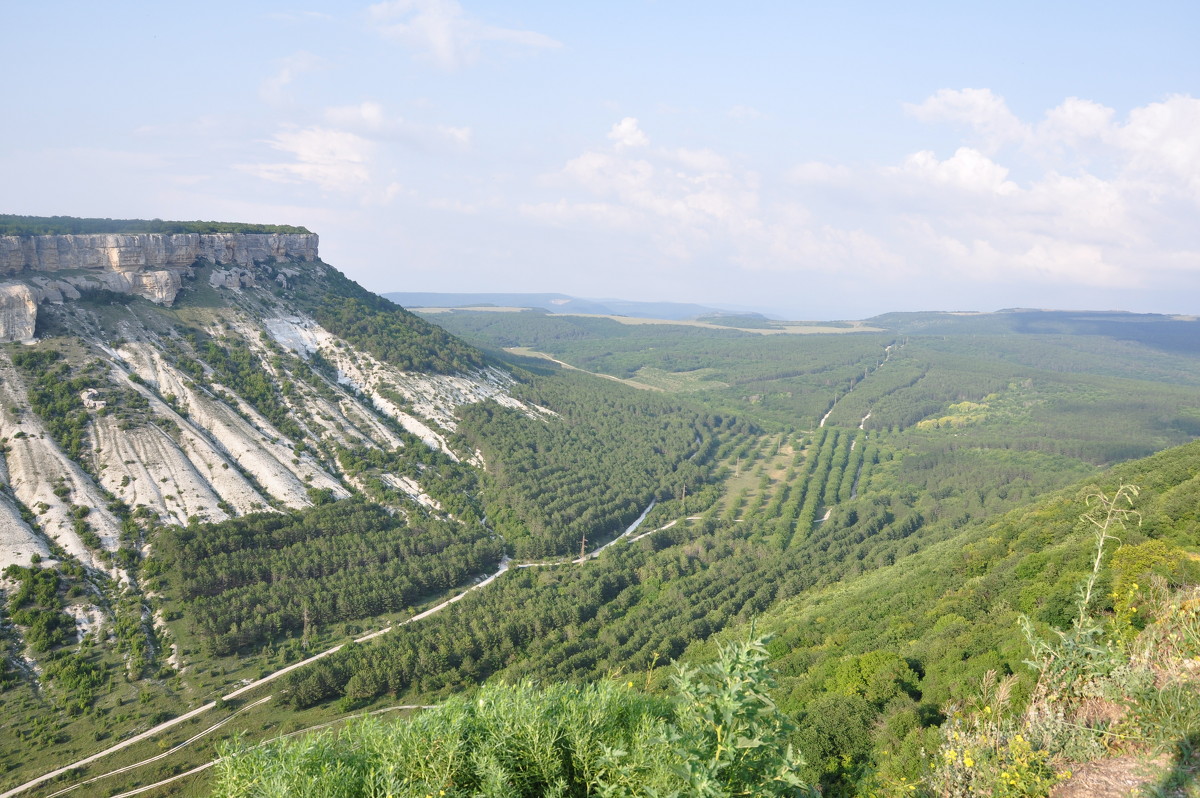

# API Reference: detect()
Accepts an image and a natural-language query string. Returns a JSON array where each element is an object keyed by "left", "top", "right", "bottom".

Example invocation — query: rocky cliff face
[
  {"left": 0, "top": 233, "right": 318, "bottom": 342},
  {"left": 0, "top": 284, "right": 38, "bottom": 343},
  {"left": 0, "top": 232, "right": 318, "bottom": 274}
]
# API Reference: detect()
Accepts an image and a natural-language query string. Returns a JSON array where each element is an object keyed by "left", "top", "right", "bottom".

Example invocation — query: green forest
[{"left": 0, "top": 257, "right": 1198, "bottom": 797}]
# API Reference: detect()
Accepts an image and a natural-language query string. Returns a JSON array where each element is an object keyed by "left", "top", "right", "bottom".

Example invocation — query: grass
[
  {"left": 629, "top": 366, "right": 728, "bottom": 392},
  {"left": 710, "top": 433, "right": 802, "bottom": 520}
]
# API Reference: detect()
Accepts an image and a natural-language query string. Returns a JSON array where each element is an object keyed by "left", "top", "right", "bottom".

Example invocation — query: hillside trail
[
  {"left": 2, "top": 499, "right": 675, "bottom": 798},
  {"left": 1051, "top": 753, "right": 1183, "bottom": 798}
]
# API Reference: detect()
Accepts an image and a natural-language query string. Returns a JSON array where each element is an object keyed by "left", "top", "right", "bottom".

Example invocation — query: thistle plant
[{"left": 1020, "top": 485, "right": 1141, "bottom": 702}]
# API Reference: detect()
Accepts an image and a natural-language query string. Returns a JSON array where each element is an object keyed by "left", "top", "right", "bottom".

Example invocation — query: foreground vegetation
[{"left": 214, "top": 635, "right": 811, "bottom": 797}]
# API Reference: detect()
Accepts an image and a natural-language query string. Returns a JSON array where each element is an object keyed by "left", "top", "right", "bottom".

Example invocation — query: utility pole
[{"left": 579, "top": 533, "right": 588, "bottom": 560}]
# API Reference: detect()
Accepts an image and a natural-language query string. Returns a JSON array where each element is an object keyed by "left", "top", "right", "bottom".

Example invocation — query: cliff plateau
[{"left": 0, "top": 232, "right": 319, "bottom": 342}]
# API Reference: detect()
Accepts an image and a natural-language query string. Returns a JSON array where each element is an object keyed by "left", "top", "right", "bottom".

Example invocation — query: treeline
[
  {"left": 431, "top": 309, "right": 889, "bottom": 385},
  {"left": 456, "top": 372, "right": 740, "bottom": 558},
  {"left": 0, "top": 214, "right": 310, "bottom": 236},
  {"left": 147, "top": 500, "right": 501, "bottom": 656}
]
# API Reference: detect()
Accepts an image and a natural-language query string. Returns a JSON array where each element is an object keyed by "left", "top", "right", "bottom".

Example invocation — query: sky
[{"left": 3, "top": 1, "right": 1199, "bottom": 319}]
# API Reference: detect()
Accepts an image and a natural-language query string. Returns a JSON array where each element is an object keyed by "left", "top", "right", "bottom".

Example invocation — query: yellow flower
[{"left": 963, "top": 756, "right": 974, "bottom": 768}]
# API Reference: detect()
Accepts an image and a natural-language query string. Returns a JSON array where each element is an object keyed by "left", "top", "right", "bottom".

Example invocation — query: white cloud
[
  {"left": 530, "top": 118, "right": 892, "bottom": 274},
  {"left": 1037, "top": 97, "right": 1115, "bottom": 148},
  {"left": 239, "top": 126, "right": 373, "bottom": 193},
  {"left": 259, "top": 51, "right": 325, "bottom": 105},
  {"left": 898, "top": 147, "right": 1018, "bottom": 195},
  {"left": 368, "top": 0, "right": 560, "bottom": 69},
  {"left": 520, "top": 94, "right": 1200, "bottom": 297},
  {"left": 1113, "top": 94, "right": 1200, "bottom": 200},
  {"left": 607, "top": 117, "right": 648, "bottom": 149},
  {"left": 881, "top": 89, "right": 1200, "bottom": 289},
  {"left": 905, "top": 88, "right": 1030, "bottom": 152}
]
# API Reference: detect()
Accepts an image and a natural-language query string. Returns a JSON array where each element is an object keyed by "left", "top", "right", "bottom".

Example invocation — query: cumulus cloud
[
  {"left": 1114, "top": 95, "right": 1200, "bottom": 199},
  {"left": 905, "top": 88, "right": 1031, "bottom": 153},
  {"left": 900, "top": 91, "right": 1200, "bottom": 286},
  {"left": 368, "top": 0, "right": 561, "bottom": 69},
  {"left": 238, "top": 96, "right": 475, "bottom": 207},
  {"left": 897, "top": 147, "right": 1018, "bottom": 195},
  {"left": 1037, "top": 97, "right": 1115, "bottom": 149},
  {"left": 521, "top": 93, "right": 1200, "bottom": 298},
  {"left": 607, "top": 117, "right": 649, "bottom": 149},
  {"left": 527, "top": 118, "right": 893, "bottom": 275}
]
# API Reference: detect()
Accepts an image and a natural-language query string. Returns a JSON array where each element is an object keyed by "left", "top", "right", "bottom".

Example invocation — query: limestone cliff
[
  {"left": 0, "top": 232, "right": 318, "bottom": 341},
  {"left": 0, "top": 232, "right": 318, "bottom": 273},
  {"left": 0, "top": 284, "right": 37, "bottom": 342}
]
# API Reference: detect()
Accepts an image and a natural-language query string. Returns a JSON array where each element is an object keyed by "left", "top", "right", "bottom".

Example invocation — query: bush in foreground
[{"left": 212, "top": 636, "right": 813, "bottom": 797}]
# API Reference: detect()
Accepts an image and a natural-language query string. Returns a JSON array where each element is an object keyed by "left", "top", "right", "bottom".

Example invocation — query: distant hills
[
  {"left": 865, "top": 309, "right": 1200, "bottom": 353},
  {"left": 383, "top": 291, "right": 770, "bottom": 321}
]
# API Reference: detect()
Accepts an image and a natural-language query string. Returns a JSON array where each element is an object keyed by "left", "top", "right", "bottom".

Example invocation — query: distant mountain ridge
[
  {"left": 867, "top": 308, "right": 1200, "bottom": 353},
  {"left": 383, "top": 291, "right": 768, "bottom": 321}
]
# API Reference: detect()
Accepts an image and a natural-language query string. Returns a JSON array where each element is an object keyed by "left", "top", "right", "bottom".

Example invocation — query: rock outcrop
[
  {"left": 0, "top": 232, "right": 318, "bottom": 342},
  {"left": 0, "top": 232, "right": 318, "bottom": 274},
  {"left": 0, "top": 284, "right": 37, "bottom": 342}
]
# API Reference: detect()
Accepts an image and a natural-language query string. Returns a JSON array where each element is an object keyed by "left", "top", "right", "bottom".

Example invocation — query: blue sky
[{"left": 3, "top": 1, "right": 1198, "bottom": 318}]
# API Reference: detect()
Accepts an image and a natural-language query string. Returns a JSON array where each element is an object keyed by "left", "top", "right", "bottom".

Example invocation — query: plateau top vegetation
[{"left": 0, "top": 214, "right": 311, "bottom": 236}]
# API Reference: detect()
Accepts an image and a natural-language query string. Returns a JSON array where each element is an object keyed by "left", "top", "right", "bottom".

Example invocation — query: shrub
[{"left": 212, "top": 636, "right": 814, "bottom": 797}]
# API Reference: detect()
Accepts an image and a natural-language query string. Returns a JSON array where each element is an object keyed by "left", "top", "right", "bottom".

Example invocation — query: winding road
[{"left": 2, "top": 501, "right": 672, "bottom": 798}]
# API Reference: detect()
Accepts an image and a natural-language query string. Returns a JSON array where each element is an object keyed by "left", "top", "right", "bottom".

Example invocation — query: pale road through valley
[{"left": 0, "top": 501, "right": 665, "bottom": 798}]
